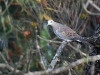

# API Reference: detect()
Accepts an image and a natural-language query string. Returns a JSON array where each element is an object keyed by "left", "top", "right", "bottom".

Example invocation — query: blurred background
[{"left": 0, "top": 0, "right": 100, "bottom": 75}]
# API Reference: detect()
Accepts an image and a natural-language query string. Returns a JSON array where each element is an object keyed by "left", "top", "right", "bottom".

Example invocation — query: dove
[{"left": 47, "top": 20, "right": 84, "bottom": 42}]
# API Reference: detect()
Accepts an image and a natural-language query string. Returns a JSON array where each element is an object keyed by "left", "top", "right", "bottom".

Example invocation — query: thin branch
[
  {"left": 35, "top": 28, "right": 47, "bottom": 70},
  {"left": 82, "top": 0, "right": 100, "bottom": 15},
  {"left": 67, "top": 43, "right": 87, "bottom": 56},
  {"left": 37, "top": 35, "right": 87, "bottom": 56},
  {"left": 37, "top": 35, "right": 64, "bottom": 44},
  {"left": 0, "top": 63, "right": 22, "bottom": 74},
  {"left": 51, "top": 55, "right": 100, "bottom": 74},
  {"left": 0, "top": 52, "right": 9, "bottom": 65},
  {"left": 24, "top": 55, "right": 100, "bottom": 75},
  {"left": 47, "top": 42, "right": 87, "bottom": 70},
  {"left": 48, "top": 41, "right": 66, "bottom": 70},
  {"left": 89, "top": 0, "right": 100, "bottom": 12}
]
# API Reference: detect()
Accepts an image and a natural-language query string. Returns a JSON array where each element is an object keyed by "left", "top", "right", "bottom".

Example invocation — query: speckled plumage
[{"left": 47, "top": 20, "right": 82, "bottom": 42}]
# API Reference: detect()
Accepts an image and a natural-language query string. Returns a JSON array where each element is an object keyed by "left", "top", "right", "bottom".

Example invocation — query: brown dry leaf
[
  {"left": 30, "top": 22, "right": 39, "bottom": 27},
  {"left": 35, "top": 0, "right": 41, "bottom": 4},
  {"left": 42, "top": 0, "right": 48, "bottom": 7},
  {"left": 45, "top": 7, "right": 53, "bottom": 11},
  {"left": 8, "top": 50, "right": 14, "bottom": 57},
  {"left": 39, "top": 13, "right": 52, "bottom": 20},
  {"left": 23, "top": 31, "right": 31, "bottom": 37},
  {"left": 45, "top": 7, "right": 58, "bottom": 12},
  {"left": 43, "top": 14, "right": 52, "bottom": 20}
]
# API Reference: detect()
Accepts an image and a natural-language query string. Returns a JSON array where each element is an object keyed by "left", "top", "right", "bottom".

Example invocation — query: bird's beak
[{"left": 47, "top": 22, "right": 50, "bottom": 26}]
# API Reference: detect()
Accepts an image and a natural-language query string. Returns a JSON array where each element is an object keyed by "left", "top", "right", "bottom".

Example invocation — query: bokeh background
[{"left": 0, "top": 0, "right": 100, "bottom": 75}]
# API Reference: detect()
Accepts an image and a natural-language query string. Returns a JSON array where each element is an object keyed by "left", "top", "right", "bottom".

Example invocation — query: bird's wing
[{"left": 55, "top": 26, "right": 79, "bottom": 40}]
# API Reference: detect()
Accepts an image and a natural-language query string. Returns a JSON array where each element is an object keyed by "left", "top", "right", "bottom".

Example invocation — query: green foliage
[{"left": 0, "top": 0, "right": 98, "bottom": 75}]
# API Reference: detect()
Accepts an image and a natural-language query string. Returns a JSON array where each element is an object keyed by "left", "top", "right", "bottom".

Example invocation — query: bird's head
[{"left": 47, "top": 20, "right": 55, "bottom": 26}]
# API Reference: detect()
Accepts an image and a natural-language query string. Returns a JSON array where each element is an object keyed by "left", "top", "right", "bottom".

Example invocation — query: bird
[{"left": 47, "top": 20, "right": 93, "bottom": 48}]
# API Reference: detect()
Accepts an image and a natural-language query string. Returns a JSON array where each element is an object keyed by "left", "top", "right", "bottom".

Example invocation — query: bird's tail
[{"left": 73, "top": 36, "right": 93, "bottom": 47}]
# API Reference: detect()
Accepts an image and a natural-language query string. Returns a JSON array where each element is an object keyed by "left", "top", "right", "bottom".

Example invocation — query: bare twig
[
  {"left": 47, "top": 42, "right": 87, "bottom": 70},
  {"left": 35, "top": 28, "right": 47, "bottom": 70},
  {"left": 0, "top": 63, "right": 22, "bottom": 74},
  {"left": 37, "top": 35, "right": 65, "bottom": 44},
  {"left": 47, "top": 41, "right": 66, "bottom": 70},
  {"left": 51, "top": 55, "right": 100, "bottom": 74},
  {"left": 24, "top": 55, "right": 100, "bottom": 75},
  {"left": 37, "top": 35, "right": 87, "bottom": 56},
  {"left": 82, "top": 0, "right": 100, "bottom": 15},
  {"left": 67, "top": 43, "right": 87, "bottom": 56},
  {"left": 2, "top": 0, "right": 13, "bottom": 15},
  {"left": 89, "top": 0, "right": 100, "bottom": 12},
  {"left": 0, "top": 52, "right": 9, "bottom": 65}
]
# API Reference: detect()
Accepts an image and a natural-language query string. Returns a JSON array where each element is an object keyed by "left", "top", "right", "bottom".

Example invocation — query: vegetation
[{"left": 0, "top": 0, "right": 100, "bottom": 75}]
